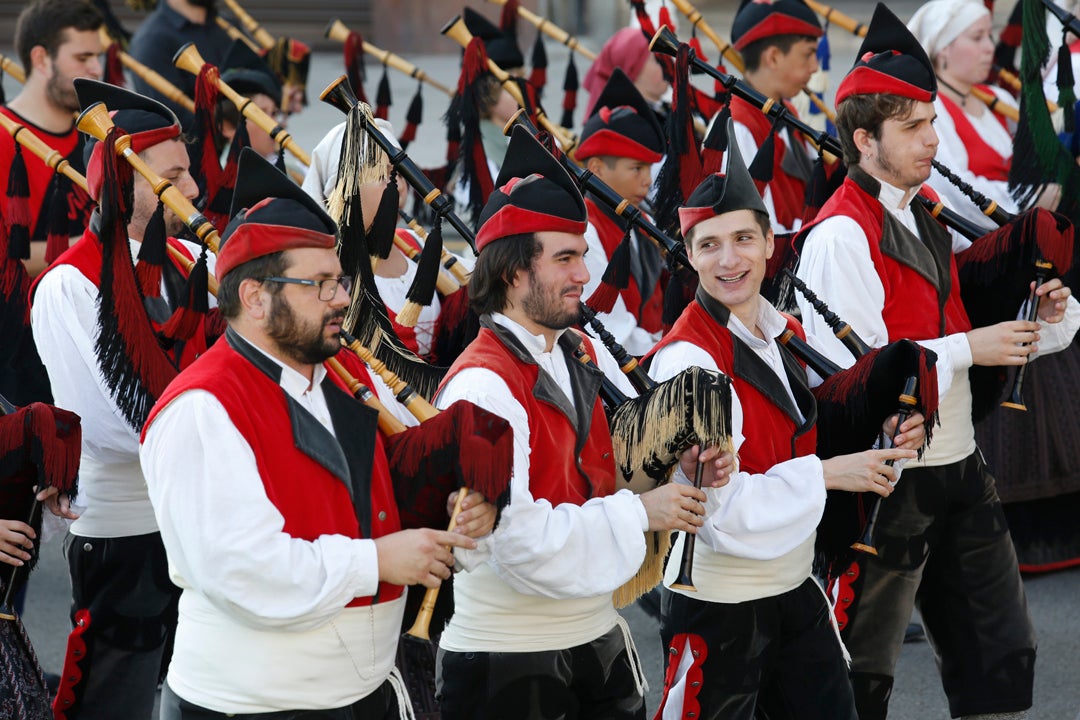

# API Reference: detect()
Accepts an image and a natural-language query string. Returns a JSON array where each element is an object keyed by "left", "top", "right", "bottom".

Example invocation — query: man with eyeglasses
[{"left": 139, "top": 148, "right": 509, "bottom": 719}]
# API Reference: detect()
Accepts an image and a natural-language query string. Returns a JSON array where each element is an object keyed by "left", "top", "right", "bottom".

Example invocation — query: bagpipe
[{"left": 774, "top": 275, "right": 940, "bottom": 567}]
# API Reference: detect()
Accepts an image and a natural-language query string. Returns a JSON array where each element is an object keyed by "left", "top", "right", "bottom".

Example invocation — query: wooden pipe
[
  {"left": 325, "top": 19, "right": 454, "bottom": 97},
  {"left": 172, "top": 42, "right": 310, "bottom": 166},
  {"left": 405, "top": 487, "right": 468, "bottom": 639},
  {"left": 441, "top": 14, "right": 579, "bottom": 157},
  {"left": 76, "top": 102, "right": 223, "bottom": 253},
  {"left": 220, "top": 0, "right": 276, "bottom": 49},
  {"left": 482, "top": 0, "right": 596, "bottom": 60},
  {"left": 215, "top": 15, "right": 263, "bottom": 54},
  {"left": 0, "top": 112, "right": 90, "bottom": 191},
  {"left": 0, "top": 53, "right": 27, "bottom": 84},
  {"left": 99, "top": 29, "right": 195, "bottom": 114},
  {"left": 340, "top": 329, "right": 439, "bottom": 423}
]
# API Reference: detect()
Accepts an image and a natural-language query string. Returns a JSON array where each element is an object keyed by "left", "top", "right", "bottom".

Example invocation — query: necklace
[{"left": 937, "top": 76, "right": 971, "bottom": 104}]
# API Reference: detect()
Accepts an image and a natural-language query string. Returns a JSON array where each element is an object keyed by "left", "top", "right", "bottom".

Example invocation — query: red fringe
[
  {"left": 500, "top": 0, "right": 520, "bottom": 33},
  {"left": 344, "top": 31, "right": 368, "bottom": 105},
  {"left": 459, "top": 37, "right": 490, "bottom": 92},
  {"left": 632, "top": 0, "right": 657, "bottom": 35},
  {"left": 45, "top": 231, "right": 69, "bottom": 266},
  {"left": 27, "top": 403, "right": 81, "bottom": 493},
  {"left": 104, "top": 44, "right": 125, "bottom": 87},
  {"left": 585, "top": 282, "right": 620, "bottom": 314},
  {"left": 135, "top": 260, "right": 162, "bottom": 299},
  {"left": 159, "top": 306, "right": 202, "bottom": 341},
  {"left": 658, "top": 5, "right": 675, "bottom": 31}
]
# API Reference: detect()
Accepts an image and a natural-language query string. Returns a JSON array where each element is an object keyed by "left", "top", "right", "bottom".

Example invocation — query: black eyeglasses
[{"left": 260, "top": 276, "right": 353, "bottom": 301}]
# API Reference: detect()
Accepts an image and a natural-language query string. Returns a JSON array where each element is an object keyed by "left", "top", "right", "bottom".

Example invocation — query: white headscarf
[{"left": 907, "top": 0, "right": 990, "bottom": 60}]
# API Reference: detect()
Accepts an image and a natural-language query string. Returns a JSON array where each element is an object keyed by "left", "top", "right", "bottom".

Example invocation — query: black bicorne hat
[
  {"left": 475, "top": 126, "right": 587, "bottom": 251},
  {"left": 731, "top": 0, "right": 823, "bottom": 52},
  {"left": 577, "top": 68, "right": 665, "bottom": 164},
  {"left": 679, "top": 119, "right": 768, "bottom": 236},
  {"left": 835, "top": 4, "right": 937, "bottom": 105},
  {"left": 463, "top": 7, "right": 525, "bottom": 71},
  {"left": 221, "top": 39, "right": 283, "bottom": 108}
]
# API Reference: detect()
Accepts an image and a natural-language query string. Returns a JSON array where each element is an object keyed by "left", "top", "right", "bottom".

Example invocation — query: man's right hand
[
  {"left": 966, "top": 320, "right": 1040, "bottom": 366},
  {"left": 639, "top": 483, "right": 707, "bottom": 533},
  {"left": 374, "top": 529, "right": 477, "bottom": 588}
]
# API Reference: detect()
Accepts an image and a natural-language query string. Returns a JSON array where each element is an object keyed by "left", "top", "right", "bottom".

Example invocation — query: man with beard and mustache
[
  {"left": 0, "top": 0, "right": 101, "bottom": 409},
  {"left": 127, "top": 0, "right": 232, "bottom": 129},
  {"left": 795, "top": 7, "right": 1079, "bottom": 719},
  {"left": 140, "top": 148, "right": 503, "bottom": 719},
  {"left": 31, "top": 80, "right": 217, "bottom": 720},
  {"left": 432, "top": 131, "right": 724, "bottom": 720}
]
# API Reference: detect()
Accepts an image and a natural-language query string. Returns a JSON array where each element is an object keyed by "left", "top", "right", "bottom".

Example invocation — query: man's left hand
[
  {"left": 35, "top": 485, "right": 78, "bottom": 521},
  {"left": 1035, "top": 278, "right": 1072, "bottom": 324},
  {"left": 446, "top": 490, "right": 496, "bottom": 538}
]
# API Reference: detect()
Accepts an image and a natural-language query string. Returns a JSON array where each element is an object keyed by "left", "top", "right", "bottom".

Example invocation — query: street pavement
[{"left": 9, "top": 0, "right": 1080, "bottom": 716}]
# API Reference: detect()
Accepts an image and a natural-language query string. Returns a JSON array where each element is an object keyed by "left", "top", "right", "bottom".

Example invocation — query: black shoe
[{"left": 904, "top": 622, "right": 925, "bottom": 643}]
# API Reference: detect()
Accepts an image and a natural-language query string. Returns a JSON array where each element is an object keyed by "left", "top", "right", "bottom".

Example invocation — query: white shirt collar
[
  {"left": 874, "top": 175, "right": 921, "bottom": 211},
  {"left": 727, "top": 299, "right": 788, "bottom": 349},
  {"left": 491, "top": 312, "right": 567, "bottom": 358},
  {"left": 235, "top": 330, "right": 328, "bottom": 399}
]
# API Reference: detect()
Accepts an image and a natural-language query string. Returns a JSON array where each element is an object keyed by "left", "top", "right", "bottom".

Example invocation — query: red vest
[
  {"left": 729, "top": 95, "right": 807, "bottom": 229},
  {"left": 144, "top": 333, "right": 404, "bottom": 607},
  {"left": 647, "top": 299, "right": 817, "bottom": 475},
  {"left": 30, "top": 228, "right": 213, "bottom": 369},
  {"left": 802, "top": 171, "right": 972, "bottom": 341},
  {"left": 584, "top": 198, "right": 663, "bottom": 333},
  {"left": 939, "top": 91, "right": 1010, "bottom": 182},
  {"left": 441, "top": 324, "right": 616, "bottom": 506}
]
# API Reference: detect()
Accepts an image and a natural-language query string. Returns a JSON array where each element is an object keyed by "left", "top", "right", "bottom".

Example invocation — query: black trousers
[
  {"left": 657, "top": 577, "right": 857, "bottom": 720},
  {"left": 160, "top": 680, "right": 401, "bottom": 719},
  {"left": 837, "top": 452, "right": 1036, "bottom": 719},
  {"left": 53, "top": 532, "right": 180, "bottom": 720},
  {"left": 436, "top": 624, "right": 646, "bottom": 720}
]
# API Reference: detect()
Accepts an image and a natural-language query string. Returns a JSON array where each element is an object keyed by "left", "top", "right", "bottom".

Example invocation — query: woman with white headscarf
[{"left": 908, "top": 0, "right": 1061, "bottom": 231}]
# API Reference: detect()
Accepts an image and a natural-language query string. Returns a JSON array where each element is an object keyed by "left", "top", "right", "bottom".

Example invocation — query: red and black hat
[
  {"left": 576, "top": 68, "right": 664, "bottom": 164},
  {"left": 679, "top": 119, "right": 768, "bottom": 236},
  {"left": 463, "top": 7, "right": 525, "bottom": 71},
  {"left": 217, "top": 148, "right": 337, "bottom": 280},
  {"left": 221, "top": 39, "right": 283, "bottom": 109},
  {"left": 835, "top": 4, "right": 937, "bottom": 106},
  {"left": 731, "top": 0, "right": 823, "bottom": 52},
  {"left": 475, "top": 125, "right": 587, "bottom": 252},
  {"left": 76, "top": 79, "right": 181, "bottom": 201}
]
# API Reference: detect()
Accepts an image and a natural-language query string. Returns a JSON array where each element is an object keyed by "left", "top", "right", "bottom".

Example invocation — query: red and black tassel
[
  {"left": 135, "top": 198, "right": 167, "bottom": 299},
  {"left": 344, "top": 30, "right": 368, "bottom": 105},
  {"left": 399, "top": 82, "right": 423, "bottom": 150},
  {"left": 561, "top": 53, "right": 579, "bottom": 130},
  {"left": 375, "top": 64, "right": 392, "bottom": 121}
]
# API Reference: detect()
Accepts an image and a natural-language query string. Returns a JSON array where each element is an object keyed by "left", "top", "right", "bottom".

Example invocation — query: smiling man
[
  {"left": 434, "top": 127, "right": 714, "bottom": 720},
  {"left": 796, "top": 6, "right": 1080, "bottom": 719},
  {"left": 647, "top": 122, "right": 922, "bottom": 720}
]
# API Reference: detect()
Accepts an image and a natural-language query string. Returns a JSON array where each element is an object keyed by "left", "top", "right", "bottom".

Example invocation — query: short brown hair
[
  {"left": 835, "top": 93, "right": 918, "bottom": 166},
  {"left": 217, "top": 251, "right": 289, "bottom": 320},
  {"left": 15, "top": 0, "right": 102, "bottom": 71},
  {"left": 740, "top": 34, "right": 819, "bottom": 73},
  {"left": 468, "top": 233, "right": 542, "bottom": 316},
  {"left": 685, "top": 209, "right": 771, "bottom": 250}
]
